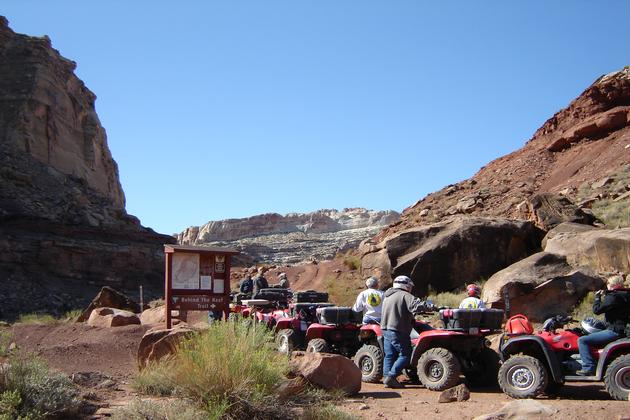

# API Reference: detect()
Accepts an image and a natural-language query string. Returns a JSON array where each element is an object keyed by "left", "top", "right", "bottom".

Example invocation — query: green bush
[
  {"left": 16, "top": 314, "right": 59, "bottom": 325},
  {"left": 2, "top": 354, "right": 80, "bottom": 419},
  {"left": 342, "top": 256, "right": 361, "bottom": 271},
  {"left": 571, "top": 292, "right": 603, "bottom": 322},
  {"left": 137, "top": 320, "right": 290, "bottom": 419}
]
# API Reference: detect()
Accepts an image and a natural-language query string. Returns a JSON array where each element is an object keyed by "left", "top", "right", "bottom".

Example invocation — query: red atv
[
  {"left": 299, "top": 306, "right": 363, "bottom": 357},
  {"left": 353, "top": 308, "right": 503, "bottom": 390},
  {"left": 274, "top": 302, "right": 335, "bottom": 354},
  {"left": 498, "top": 314, "right": 630, "bottom": 400},
  {"left": 353, "top": 321, "right": 431, "bottom": 383}
]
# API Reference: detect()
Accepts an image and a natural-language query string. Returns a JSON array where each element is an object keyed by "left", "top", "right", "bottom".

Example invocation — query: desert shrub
[
  {"left": 571, "top": 292, "right": 603, "bottom": 322},
  {"left": 137, "top": 320, "right": 290, "bottom": 419},
  {"left": 111, "top": 398, "right": 207, "bottom": 420},
  {"left": 0, "top": 390, "right": 21, "bottom": 420},
  {"left": 302, "top": 404, "right": 357, "bottom": 420},
  {"left": 16, "top": 314, "right": 58, "bottom": 325},
  {"left": 325, "top": 273, "right": 363, "bottom": 307},
  {"left": 63, "top": 309, "right": 83, "bottom": 321},
  {"left": 342, "top": 256, "right": 361, "bottom": 271},
  {"left": 2, "top": 354, "right": 80, "bottom": 419},
  {"left": 591, "top": 198, "right": 630, "bottom": 227},
  {"left": 0, "top": 331, "right": 11, "bottom": 358},
  {"left": 133, "top": 362, "right": 176, "bottom": 396}
]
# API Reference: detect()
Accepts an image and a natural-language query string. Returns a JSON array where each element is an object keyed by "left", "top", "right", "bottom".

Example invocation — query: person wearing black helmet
[
  {"left": 577, "top": 274, "right": 630, "bottom": 375},
  {"left": 380, "top": 275, "right": 435, "bottom": 388}
]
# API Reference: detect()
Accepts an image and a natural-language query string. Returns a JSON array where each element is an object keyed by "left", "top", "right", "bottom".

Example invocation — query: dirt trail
[
  {"left": 5, "top": 323, "right": 629, "bottom": 419},
  {"left": 340, "top": 382, "right": 628, "bottom": 419}
]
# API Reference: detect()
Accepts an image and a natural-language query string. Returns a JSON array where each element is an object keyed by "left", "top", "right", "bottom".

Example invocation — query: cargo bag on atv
[
  {"left": 294, "top": 290, "right": 329, "bottom": 303},
  {"left": 316, "top": 306, "right": 362, "bottom": 325},
  {"left": 290, "top": 302, "right": 334, "bottom": 318},
  {"left": 256, "top": 288, "right": 291, "bottom": 303},
  {"left": 440, "top": 308, "right": 503, "bottom": 331}
]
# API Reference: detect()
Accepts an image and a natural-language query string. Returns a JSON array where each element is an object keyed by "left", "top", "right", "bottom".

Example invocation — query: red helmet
[{"left": 466, "top": 284, "right": 481, "bottom": 298}]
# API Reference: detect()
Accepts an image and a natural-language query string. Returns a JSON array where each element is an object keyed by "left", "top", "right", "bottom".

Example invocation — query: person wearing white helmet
[
  {"left": 380, "top": 275, "right": 436, "bottom": 389},
  {"left": 352, "top": 276, "right": 384, "bottom": 324}
]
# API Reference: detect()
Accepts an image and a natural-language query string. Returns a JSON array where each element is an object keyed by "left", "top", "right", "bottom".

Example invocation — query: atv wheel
[
  {"left": 604, "top": 354, "right": 630, "bottom": 401},
  {"left": 465, "top": 347, "right": 500, "bottom": 388},
  {"left": 276, "top": 329, "right": 296, "bottom": 355},
  {"left": 417, "top": 347, "right": 461, "bottom": 391},
  {"left": 498, "top": 355, "right": 548, "bottom": 399},
  {"left": 306, "top": 338, "right": 329, "bottom": 353},
  {"left": 354, "top": 344, "right": 383, "bottom": 383}
]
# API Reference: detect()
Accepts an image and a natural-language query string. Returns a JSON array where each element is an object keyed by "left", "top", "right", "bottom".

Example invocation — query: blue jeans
[
  {"left": 578, "top": 329, "right": 620, "bottom": 372},
  {"left": 383, "top": 329, "right": 412, "bottom": 378},
  {"left": 363, "top": 315, "right": 380, "bottom": 325}
]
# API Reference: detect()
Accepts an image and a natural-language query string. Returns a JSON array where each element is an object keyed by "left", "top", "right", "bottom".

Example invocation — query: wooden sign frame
[{"left": 164, "top": 244, "right": 239, "bottom": 329}]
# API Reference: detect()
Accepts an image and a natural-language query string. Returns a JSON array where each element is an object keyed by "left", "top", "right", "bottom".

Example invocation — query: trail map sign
[{"left": 164, "top": 244, "right": 239, "bottom": 328}]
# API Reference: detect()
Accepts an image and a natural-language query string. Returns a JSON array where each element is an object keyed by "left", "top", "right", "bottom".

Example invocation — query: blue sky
[{"left": 4, "top": 1, "right": 630, "bottom": 234}]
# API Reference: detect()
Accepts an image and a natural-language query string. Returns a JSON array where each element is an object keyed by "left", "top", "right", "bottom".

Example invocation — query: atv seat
[{"left": 440, "top": 308, "right": 503, "bottom": 331}]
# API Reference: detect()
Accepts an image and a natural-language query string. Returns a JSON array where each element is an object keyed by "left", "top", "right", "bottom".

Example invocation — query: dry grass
[
  {"left": 571, "top": 292, "right": 604, "bottom": 322},
  {"left": 325, "top": 272, "right": 363, "bottom": 307}
]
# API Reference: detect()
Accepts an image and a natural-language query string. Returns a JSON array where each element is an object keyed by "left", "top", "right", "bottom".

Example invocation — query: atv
[
  {"left": 300, "top": 306, "right": 363, "bottom": 357},
  {"left": 498, "top": 314, "right": 630, "bottom": 400},
  {"left": 353, "top": 320, "right": 432, "bottom": 383},
  {"left": 273, "top": 302, "right": 335, "bottom": 354}
]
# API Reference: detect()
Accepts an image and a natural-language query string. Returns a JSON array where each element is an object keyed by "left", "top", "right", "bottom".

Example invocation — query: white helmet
[
  {"left": 365, "top": 276, "right": 379, "bottom": 289},
  {"left": 393, "top": 275, "right": 414, "bottom": 292}
]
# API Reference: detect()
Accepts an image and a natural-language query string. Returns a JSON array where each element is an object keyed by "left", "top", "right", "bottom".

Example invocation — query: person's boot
[{"left": 383, "top": 376, "right": 405, "bottom": 389}]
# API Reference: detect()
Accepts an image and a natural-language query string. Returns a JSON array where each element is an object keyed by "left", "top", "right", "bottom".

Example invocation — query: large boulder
[
  {"left": 521, "top": 193, "right": 599, "bottom": 231},
  {"left": 86, "top": 307, "right": 141, "bottom": 328},
  {"left": 360, "top": 217, "right": 544, "bottom": 296},
  {"left": 483, "top": 252, "right": 604, "bottom": 321},
  {"left": 78, "top": 286, "right": 141, "bottom": 322},
  {"left": 289, "top": 351, "right": 361, "bottom": 396},
  {"left": 137, "top": 326, "right": 194, "bottom": 369},
  {"left": 544, "top": 223, "right": 630, "bottom": 274},
  {"left": 139, "top": 306, "right": 166, "bottom": 325}
]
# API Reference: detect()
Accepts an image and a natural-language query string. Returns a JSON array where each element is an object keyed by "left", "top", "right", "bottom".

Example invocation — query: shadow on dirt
[{"left": 358, "top": 391, "right": 403, "bottom": 399}]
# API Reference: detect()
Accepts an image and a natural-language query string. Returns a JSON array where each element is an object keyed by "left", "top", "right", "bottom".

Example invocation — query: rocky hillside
[
  {"left": 0, "top": 17, "right": 173, "bottom": 319},
  {"left": 178, "top": 208, "right": 399, "bottom": 264},
  {"left": 373, "top": 67, "right": 630, "bottom": 240}
]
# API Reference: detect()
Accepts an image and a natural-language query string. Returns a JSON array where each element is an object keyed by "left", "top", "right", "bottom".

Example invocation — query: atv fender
[
  {"left": 501, "top": 335, "right": 563, "bottom": 383},
  {"left": 274, "top": 318, "right": 293, "bottom": 333},
  {"left": 595, "top": 338, "right": 630, "bottom": 380}
]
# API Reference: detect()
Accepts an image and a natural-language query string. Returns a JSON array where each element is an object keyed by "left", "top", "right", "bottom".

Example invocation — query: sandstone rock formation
[
  {"left": 178, "top": 208, "right": 400, "bottom": 264},
  {"left": 77, "top": 286, "right": 141, "bottom": 322},
  {"left": 289, "top": 350, "right": 362, "bottom": 395},
  {"left": 86, "top": 307, "right": 141, "bottom": 328},
  {"left": 521, "top": 193, "right": 599, "bottom": 231},
  {"left": 0, "top": 17, "right": 173, "bottom": 320},
  {"left": 543, "top": 223, "right": 630, "bottom": 273},
  {"left": 137, "top": 326, "right": 195, "bottom": 369},
  {"left": 360, "top": 217, "right": 543, "bottom": 295},
  {"left": 482, "top": 252, "right": 605, "bottom": 321}
]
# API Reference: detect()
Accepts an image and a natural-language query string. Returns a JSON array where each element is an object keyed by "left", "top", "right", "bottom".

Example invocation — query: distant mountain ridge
[{"left": 177, "top": 208, "right": 400, "bottom": 264}]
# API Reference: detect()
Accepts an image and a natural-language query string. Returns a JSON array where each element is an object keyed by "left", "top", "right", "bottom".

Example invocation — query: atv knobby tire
[
  {"left": 604, "top": 353, "right": 630, "bottom": 401},
  {"left": 354, "top": 344, "right": 383, "bottom": 383},
  {"left": 276, "top": 329, "right": 296, "bottom": 355},
  {"left": 465, "top": 347, "right": 500, "bottom": 388},
  {"left": 306, "top": 338, "right": 329, "bottom": 353},
  {"left": 498, "top": 354, "right": 548, "bottom": 399},
  {"left": 417, "top": 347, "right": 461, "bottom": 391}
]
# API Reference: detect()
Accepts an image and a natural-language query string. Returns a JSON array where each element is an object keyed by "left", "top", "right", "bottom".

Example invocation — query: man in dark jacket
[
  {"left": 252, "top": 268, "right": 269, "bottom": 298},
  {"left": 577, "top": 274, "right": 630, "bottom": 375},
  {"left": 239, "top": 272, "right": 253, "bottom": 295},
  {"left": 381, "top": 275, "right": 435, "bottom": 388}
]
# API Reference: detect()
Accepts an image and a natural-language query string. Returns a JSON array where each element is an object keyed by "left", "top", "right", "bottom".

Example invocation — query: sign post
[{"left": 164, "top": 244, "right": 239, "bottom": 329}]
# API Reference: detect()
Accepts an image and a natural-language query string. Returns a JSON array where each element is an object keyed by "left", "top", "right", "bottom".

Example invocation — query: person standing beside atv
[
  {"left": 459, "top": 283, "right": 486, "bottom": 309},
  {"left": 381, "top": 275, "right": 435, "bottom": 388},
  {"left": 252, "top": 267, "right": 269, "bottom": 298},
  {"left": 277, "top": 272, "right": 290, "bottom": 289},
  {"left": 577, "top": 274, "right": 630, "bottom": 375},
  {"left": 239, "top": 272, "right": 254, "bottom": 295},
  {"left": 352, "top": 276, "right": 384, "bottom": 324}
]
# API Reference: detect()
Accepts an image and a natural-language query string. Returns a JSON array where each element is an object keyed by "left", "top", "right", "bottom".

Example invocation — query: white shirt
[
  {"left": 352, "top": 288, "right": 384, "bottom": 319},
  {"left": 459, "top": 296, "right": 486, "bottom": 309}
]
